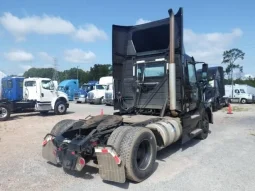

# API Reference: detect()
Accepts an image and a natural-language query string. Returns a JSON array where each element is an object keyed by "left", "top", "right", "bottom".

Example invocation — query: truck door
[
  {"left": 233, "top": 89, "right": 240, "bottom": 98},
  {"left": 40, "top": 80, "right": 55, "bottom": 102},
  {"left": 187, "top": 63, "right": 199, "bottom": 111}
]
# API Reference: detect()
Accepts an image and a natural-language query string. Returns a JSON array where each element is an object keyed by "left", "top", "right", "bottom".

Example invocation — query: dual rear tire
[{"left": 107, "top": 126, "right": 157, "bottom": 182}]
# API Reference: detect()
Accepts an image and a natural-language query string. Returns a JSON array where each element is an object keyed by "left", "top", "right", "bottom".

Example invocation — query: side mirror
[{"left": 202, "top": 63, "right": 208, "bottom": 81}]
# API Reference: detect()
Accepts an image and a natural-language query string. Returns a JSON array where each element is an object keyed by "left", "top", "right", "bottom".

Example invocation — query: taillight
[{"left": 75, "top": 157, "right": 86, "bottom": 171}]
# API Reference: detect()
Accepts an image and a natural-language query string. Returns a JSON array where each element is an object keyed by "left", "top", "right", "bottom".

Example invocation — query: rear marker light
[
  {"left": 79, "top": 158, "right": 85, "bottom": 165},
  {"left": 101, "top": 148, "right": 108, "bottom": 153}
]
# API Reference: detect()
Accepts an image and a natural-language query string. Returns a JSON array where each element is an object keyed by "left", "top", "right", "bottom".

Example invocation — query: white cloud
[
  {"left": 64, "top": 48, "right": 96, "bottom": 63},
  {"left": 74, "top": 24, "right": 108, "bottom": 42},
  {"left": 134, "top": 18, "right": 243, "bottom": 65},
  {"left": 135, "top": 18, "right": 151, "bottom": 25},
  {"left": 38, "top": 51, "right": 53, "bottom": 62},
  {"left": 4, "top": 50, "right": 34, "bottom": 62},
  {"left": 184, "top": 28, "right": 243, "bottom": 64},
  {"left": 19, "top": 64, "right": 32, "bottom": 71},
  {"left": 0, "top": 12, "right": 107, "bottom": 42}
]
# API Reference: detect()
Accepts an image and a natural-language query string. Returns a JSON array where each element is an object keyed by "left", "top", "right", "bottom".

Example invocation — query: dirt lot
[{"left": 0, "top": 103, "right": 255, "bottom": 191}]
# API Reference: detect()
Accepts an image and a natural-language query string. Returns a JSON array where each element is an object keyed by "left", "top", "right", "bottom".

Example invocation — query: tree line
[
  {"left": 17, "top": 48, "right": 255, "bottom": 88},
  {"left": 23, "top": 64, "right": 112, "bottom": 86}
]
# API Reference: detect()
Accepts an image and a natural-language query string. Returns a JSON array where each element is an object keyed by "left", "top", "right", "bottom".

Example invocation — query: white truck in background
[
  {"left": 104, "top": 82, "right": 114, "bottom": 106},
  {"left": 224, "top": 84, "right": 255, "bottom": 104},
  {"left": 87, "top": 76, "right": 113, "bottom": 104},
  {"left": 0, "top": 77, "right": 69, "bottom": 121}
]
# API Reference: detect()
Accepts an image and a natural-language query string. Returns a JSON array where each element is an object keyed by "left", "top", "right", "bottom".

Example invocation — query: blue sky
[{"left": 0, "top": 0, "right": 254, "bottom": 77}]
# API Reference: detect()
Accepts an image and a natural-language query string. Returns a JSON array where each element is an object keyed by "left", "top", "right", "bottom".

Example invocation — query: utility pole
[
  {"left": 77, "top": 65, "right": 79, "bottom": 80},
  {"left": 52, "top": 57, "right": 59, "bottom": 82}
]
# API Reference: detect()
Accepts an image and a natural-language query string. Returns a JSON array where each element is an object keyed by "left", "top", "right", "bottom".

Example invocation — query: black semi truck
[
  {"left": 197, "top": 66, "right": 229, "bottom": 111},
  {"left": 42, "top": 7, "right": 213, "bottom": 184}
]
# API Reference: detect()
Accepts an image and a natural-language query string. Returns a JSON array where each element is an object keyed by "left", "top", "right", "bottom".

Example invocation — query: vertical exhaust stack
[{"left": 168, "top": 9, "right": 177, "bottom": 116}]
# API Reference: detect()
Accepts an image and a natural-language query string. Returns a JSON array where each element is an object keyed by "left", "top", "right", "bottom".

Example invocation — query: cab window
[
  {"left": 7, "top": 80, "right": 13, "bottom": 88},
  {"left": 188, "top": 63, "right": 197, "bottom": 84},
  {"left": 42, "top": 80, "right": 54, "bottom": 90},
  {"left": 240, "top": 89, "right": 245, "bottom": 93},
  {"left": 235, "top": 89, "right": 240, "bottom": 94}
]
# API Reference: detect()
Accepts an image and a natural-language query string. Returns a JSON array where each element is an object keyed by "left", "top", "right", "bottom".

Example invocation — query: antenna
[{"left": 52, "top": 57, "right": 59, "bottom": 82}]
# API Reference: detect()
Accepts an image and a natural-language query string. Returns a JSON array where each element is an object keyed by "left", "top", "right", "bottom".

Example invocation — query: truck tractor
[
  {"left": 0, "top": 77, "right": 69, "bottom": 121},
  {"left": 75, "top": 81, "right": 98, "bottom": 103},
  {"left": 42, "top": 7, "right": 213, "bottom": 184},
  {"left": 87, "top": 76, "right": 113, "bottom": 104},
  {"left": 197, "top": 66, "right": 229, "bottom": 111},
  {"left": 57, "top": 79, "right": 79, "bottom": 101}
]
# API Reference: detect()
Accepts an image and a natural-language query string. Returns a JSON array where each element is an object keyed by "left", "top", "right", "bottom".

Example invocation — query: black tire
[
  {"left": 50, "top": 119, "right": 76, "bottom": 136},
  {"left": 54, "top": 101, "right": 67, "bottom": 115},
  {"left": 107, "top": 126, "right": 133, "bottom": 154},
  {"left": 0, "top": 104, "right": 11, "bottom": 121},
  {"left": 241, "top": 98, "right": 247, "bottom": 104},
  {"left": 196, "top": 113, "right": 209, "bottom": 140},
  {"left": 119, "top": 127, "right": 157, "bottom": 182}
]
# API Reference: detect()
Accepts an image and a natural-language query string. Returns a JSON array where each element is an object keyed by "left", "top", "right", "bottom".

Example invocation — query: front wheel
[
  {"left": 54, "top": 101, "right": 67, "bottom": 115},
  {"left": 0, "top": 104, "right": 11, "bottom": 121},
  {"left": 241, "top": 98, "right": 247, "bottom": 104},
  {"left": 196, "top": 113, "right": 209, "bottom": 140}
]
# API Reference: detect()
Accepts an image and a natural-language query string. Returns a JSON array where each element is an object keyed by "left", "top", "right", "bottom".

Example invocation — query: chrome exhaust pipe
[{"left": 168, "top": 9, "right": 177, "bottom": 115}]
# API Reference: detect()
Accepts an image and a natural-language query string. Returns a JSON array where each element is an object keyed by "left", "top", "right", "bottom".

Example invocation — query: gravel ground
[{"left": 0, "top": 102, "right": 255, "bottom": 191}]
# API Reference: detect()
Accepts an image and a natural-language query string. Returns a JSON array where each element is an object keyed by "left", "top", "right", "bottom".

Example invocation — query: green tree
[{"left": 222, "top": 48, "right": 245, "bottom": 97}]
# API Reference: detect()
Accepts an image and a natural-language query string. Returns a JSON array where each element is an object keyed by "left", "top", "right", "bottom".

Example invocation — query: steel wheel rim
[
  {"left": 58, "top": 104, "right": 65, "bottom": 113},
  {"left": 0, "top": 107, "right": 8, "bottom": 118},
  {"left": 135, "top": 139, "right": 152, "bottom": 170}
]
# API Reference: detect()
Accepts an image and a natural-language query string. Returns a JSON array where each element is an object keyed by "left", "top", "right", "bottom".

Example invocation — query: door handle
[{"left": 41, "top": 93, "right": 44, "bottom": 97}]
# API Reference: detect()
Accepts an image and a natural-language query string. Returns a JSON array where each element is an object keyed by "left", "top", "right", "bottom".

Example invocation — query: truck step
[{"left": 190, "top": 129, "right": 202, "bottom": 137}]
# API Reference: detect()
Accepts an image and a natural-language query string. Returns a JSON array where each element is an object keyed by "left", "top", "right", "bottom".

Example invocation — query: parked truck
[
  {"left": 57, "top": 79, "right": 79, "bottom": 101},
  {"left": 75, "top": 81, "right": 98, "bottom": 103},
  {"left": 104, "top": 83, "right": 114, "bottom": 105},
  {"left": 197, "top": 66, "right": 229, "bottom": 111},
  {"left": 87, "top": 76, "right": 113, "bottom": 104},
  {"left": 0, "top": 77, "right": 69, "bottom": 121},
  {"left": 224, "top": 84, "right": 255, "bottom": 104},
  {"left": 42, "top": 7, "right": 213, "bottom": 184}
]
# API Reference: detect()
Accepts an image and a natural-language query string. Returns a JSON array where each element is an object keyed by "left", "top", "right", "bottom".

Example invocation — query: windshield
[
  {"left": 57, "top": 86, "right": 64, "bottom": 91},
  {"left": 240, "top": 89, "right": 245, "bottom": 93},
  {"left": 137, "top": 62, "right": 165, "bottom": 80},
  {"left": 96, "top": 85, "right": 105, "bottom": 90},
  {"left": 107, "top": 84, "right": 113, "bottom": 90},
  {"left": 81, "top": 84, "right": 93, "bottom": 91}
]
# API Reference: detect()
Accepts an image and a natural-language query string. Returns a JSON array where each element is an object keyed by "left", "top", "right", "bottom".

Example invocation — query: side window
[
  {"left": 42, "top": 80, "right": 54, "bottom": 90},
  {"left": 7, "top": 80, "right": 13, "bottom": 88},
  {"left": 25, "top": 81, "right": 36, "bottom": 87},
  {"left": 235, "top": 89, "right": 240, "bottom": 94},
  {"left": 240, "top": 89, "right": 245, "bottom": 93},
  {"left": 188, "top": 64, "right": 197, "bottom": 84}
]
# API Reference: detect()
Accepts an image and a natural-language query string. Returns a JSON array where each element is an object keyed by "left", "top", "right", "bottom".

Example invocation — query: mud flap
[
  {"left": 95, "top": 146, "right": 126, "bottom": 183},
  {"left": 42, "top": 135, "right": 58, "bottom": 165}
]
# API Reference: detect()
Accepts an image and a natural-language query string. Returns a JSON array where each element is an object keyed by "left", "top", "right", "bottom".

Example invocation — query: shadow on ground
[{"left": 10, "top": 111, "right": 75, "bottom": 120}]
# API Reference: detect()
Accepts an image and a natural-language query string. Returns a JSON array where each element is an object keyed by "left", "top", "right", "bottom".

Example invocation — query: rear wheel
[
  {"left": 51, "top": 119, "right": 76, "bottom": 136},
  {"left": 0, "top": 104, "right": 11, "bottom": 121},
  {"left": 119, "top": 127, "right": 157, "bottom": 182},
  {"left": 107, "top": 126, "right": 133, "bottom": 154}
]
